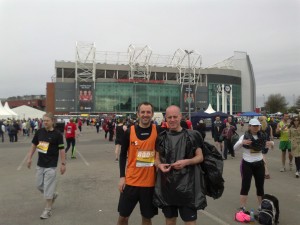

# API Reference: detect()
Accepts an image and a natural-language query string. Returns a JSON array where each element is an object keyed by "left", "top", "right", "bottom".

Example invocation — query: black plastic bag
[
  {"left": 153, "top": 130, "right": 207, "bottom": 210},
  {"left": 201, "top": 142, "right": 225, "bottom": 199}
]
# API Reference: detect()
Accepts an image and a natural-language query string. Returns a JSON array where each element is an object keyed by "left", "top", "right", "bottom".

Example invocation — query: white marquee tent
[
  {"left": 12, "top": 105, "right": 45, "bottom": 120},
  {"left": 4, "top": 102, "right": 18, "bottom": 116},
  {"left": 0, "top": 100, "right": 15, "bottom": 119},
  {"left": 204, "top": 104, "right": 216, "bottom": 114}
]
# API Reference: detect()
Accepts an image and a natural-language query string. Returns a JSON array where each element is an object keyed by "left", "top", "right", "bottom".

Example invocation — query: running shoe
[
  {"left": 280, "top": 167, "right": 286, "bottom": 172},
  {"left": 40, "top": 208, "right": 52, "bottom": 219},
  {"left": 296, "top": 171, "right": 299, "bottom": 178},
  {"left": 238, "top": 207, "right": 250, "bottom": 215}
]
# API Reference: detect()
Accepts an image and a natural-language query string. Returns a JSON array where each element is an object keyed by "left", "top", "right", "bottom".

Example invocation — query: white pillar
[
  {"left": 224, "top": 93, "right": 227, "bottom": 114},
  {"left": 217, "top": 92, "right": 220, "bottom": 111},
  {"left": 230, "top": 85, "right": 233, "bottom": 115},
  {"left": 222, "top": 84, "right": 225, "bottom": 112}
]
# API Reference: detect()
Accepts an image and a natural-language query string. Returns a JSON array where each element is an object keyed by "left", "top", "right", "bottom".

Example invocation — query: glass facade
[
  {"left": 55, "top": 83, "right": 75, "bottom": 112},
  {"left": 94, "top": 83, "right": 180, "bottom": 112},
  {"left": 208, "top": 83, "right": 242, "bottom": 113}
]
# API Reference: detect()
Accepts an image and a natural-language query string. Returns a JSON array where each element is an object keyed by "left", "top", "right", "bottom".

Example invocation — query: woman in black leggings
[{"left": 234, "top": 118, "right": 274, "bottom": 212}]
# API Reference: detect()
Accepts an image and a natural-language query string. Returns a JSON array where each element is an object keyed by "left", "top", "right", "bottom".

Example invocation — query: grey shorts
[{"left": 36, "top": 166, "right": 57, "bottom": 199}]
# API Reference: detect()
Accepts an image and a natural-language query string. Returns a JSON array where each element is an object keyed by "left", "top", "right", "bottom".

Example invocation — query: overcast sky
[{"left": 1, "top": 0, "right": 299, "bottom": 107}]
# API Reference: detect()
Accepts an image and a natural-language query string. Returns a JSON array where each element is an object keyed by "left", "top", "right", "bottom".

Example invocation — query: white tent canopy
[
  {"left": 4, "top": 102, "right": 18, "bottom": 116},
  {"left": 204, "top": 104, "right": 216, "bottom": 114},
  {"left": 0, "top": 100, "right": 13, "bottom": 119},
  {"left": 12, "top": 105, "right": 45, "bottom": 120}
]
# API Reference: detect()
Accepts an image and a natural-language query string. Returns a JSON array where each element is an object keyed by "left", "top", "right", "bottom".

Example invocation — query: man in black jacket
[
  {"left": 0, "top": 119, "right": 4, "bottom": 142},
  {"left": 154, "top": 105, "right": 204, "bottom": 225}
]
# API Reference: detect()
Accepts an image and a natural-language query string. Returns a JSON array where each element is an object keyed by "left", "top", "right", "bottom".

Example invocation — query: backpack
[
  {"left": 231, "top": 131, "right": 240, "bottom": 146},
  {"left": 201, "top": 141, "right": 225, "bottom": 199},
  {"left": 258, "top": 194, "right": 279, "bottom": 225}
]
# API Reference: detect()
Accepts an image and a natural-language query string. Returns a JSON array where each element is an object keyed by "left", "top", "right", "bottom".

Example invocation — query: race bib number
[
  {"left": 67, "top": 126, "right": 72, "bottom": 134},
  {"left": 37, "top": 141, "right": 49, "bottom": 154},
  {"left": 250, "top": 149, "right": 261, "bottom": 155},
  {"left": 136, "top": 150, "right": 155, "bottom": 167}
]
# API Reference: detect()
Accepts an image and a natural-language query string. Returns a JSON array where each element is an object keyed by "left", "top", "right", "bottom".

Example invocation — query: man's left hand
[
  {"left": 172, "top": 160, "right": 189, "bottom": 170},
  {"left": 60, "top": 165, "right": 66, "bottom": 175}
]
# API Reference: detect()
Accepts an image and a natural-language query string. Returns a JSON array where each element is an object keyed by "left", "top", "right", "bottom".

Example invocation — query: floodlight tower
[
  {"left": 128, "top": 44, "right": 152, "bottom": 80},
  {"left": 185, "top": 50, "right": 193, "bottom": 119},
  {"left": 170, "top": 49, "right": 202, "bottom": 116},
  {"left": 75, "top": 41, "right": 96, "bottom": 88}
]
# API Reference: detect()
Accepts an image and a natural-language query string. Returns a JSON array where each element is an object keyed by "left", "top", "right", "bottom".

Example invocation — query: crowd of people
[
  {"left": 114, "top": 108, "right": 299, "bottom": 225},
  {"left": 2, "top": 105, "right": 299, "bottom": 224},
  {"left": 0, "top": 118, "right": 42, "bottom": 143}
]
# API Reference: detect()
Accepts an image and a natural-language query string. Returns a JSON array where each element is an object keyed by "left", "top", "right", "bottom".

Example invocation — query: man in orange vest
[{"left": 117, "top": 102, "right": 159, "bottom": 225}]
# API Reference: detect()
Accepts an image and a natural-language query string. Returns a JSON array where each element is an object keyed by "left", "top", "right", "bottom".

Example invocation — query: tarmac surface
[{"left": 0, "top": 124, "right": 299, "bottom": 225}]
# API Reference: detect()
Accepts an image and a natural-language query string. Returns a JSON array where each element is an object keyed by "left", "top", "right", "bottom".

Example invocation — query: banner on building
[
  {"left": 78, "top": 83, "right": 94, "bottom": 112},
  {"left": 181, "top": 85, "right": 195, "bottom": 114}
]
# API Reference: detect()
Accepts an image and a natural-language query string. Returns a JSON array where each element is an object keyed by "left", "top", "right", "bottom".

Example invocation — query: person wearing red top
[
  {"left": 186, "top": 117, "right": 193, "bottom": 130},
  {"left": 77, "top": 118, "right": 82, "bottom": 132},
  {"left": 64, "top": 118, "right": 77, "bottom": 159},
  {"left": 117, "top": 102, "right": 159, "bottom": 225},
  {"left": 81, "top": 90, "right": 89, "bottom": 101}
]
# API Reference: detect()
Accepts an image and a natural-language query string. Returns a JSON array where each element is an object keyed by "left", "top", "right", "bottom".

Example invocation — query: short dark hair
[
  {"left": 43, "top": 112, "right": 55, "bottom": 121},
  {"left": 137, "top": 102, "right": 154, "bottom": 113}
]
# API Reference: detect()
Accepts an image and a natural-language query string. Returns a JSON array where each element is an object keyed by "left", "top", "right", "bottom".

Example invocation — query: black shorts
[
  {"left": 118, "top": 185, "right": 158, "bottom": 219},
  {"left": 115, "top": 139, "right": 122, "bottom": 145},
  {"left": 162, "top": 206, "right": 197, "bottom": 222},
  {"left": 214, "top": 135, "right": 222, "bottom": 143}
]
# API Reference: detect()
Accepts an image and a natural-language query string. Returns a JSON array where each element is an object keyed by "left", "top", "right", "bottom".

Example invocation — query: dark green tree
[
  {"left": 288, "top": 106, "right": 298, "bottom": 114},
  {"left": 296, "top": 95, "right": 300, "bottom": 108},
  {"left": 265, "top": 94, "right": 288, "bottom": 113}
]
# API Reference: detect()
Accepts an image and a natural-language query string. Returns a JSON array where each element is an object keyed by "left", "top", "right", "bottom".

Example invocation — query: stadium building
[{"left": 46, "top": 42, "right": 256, "bottom": 115}]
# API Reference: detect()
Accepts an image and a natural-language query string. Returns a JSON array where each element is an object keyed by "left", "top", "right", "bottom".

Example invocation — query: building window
[{"left": 94, "top": 83, "right": 180, "bottom": 112}]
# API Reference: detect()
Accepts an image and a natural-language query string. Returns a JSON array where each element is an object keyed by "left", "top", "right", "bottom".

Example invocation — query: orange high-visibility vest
[{"left": 125, "top": 124, "right": 157, "bottom": 187}]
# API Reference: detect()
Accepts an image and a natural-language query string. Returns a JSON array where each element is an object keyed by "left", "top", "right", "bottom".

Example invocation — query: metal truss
[
  {"left": 207, "top": 56, "right": 235, "bottom": 69},
  {"left": 95, "top": 51, "right": 128, "bottom": 65},
  {"left": 170, "top": 49, "right": 202, "bottom": 85},
  {"left": 75, "top": 41, "right": 96, "bottom": 87},
  {"left": 128, "top": 44, "right": 152, "bottom": 80}
]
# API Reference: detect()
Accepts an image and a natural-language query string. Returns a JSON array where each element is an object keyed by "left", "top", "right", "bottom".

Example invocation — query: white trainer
[
  {"left": 40, "top": 208, "right": 52, "bottom": 219},
  {"left": 280, "top": 167, "right": 286, "bottom": 172}
]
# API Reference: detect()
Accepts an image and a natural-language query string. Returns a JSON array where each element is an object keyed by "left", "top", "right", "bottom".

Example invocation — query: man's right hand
[
  {"left": 118, "top": 177, "right": 126, "bottom": 193},
  {"left": 27, "top": 159, "right": 32, "bottom": 169},
  {"left": 158, "top": 163, "right": 172, "bottom": 173}
]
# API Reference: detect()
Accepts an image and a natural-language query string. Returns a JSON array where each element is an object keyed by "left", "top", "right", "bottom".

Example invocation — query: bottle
[{"left": 250, "top": 208, "right": 255, "bottom": 222}]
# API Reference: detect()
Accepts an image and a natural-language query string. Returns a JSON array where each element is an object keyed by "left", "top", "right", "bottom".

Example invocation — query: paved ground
[{"left": 0, "top": 124, "right": 299, "bottom": 225}]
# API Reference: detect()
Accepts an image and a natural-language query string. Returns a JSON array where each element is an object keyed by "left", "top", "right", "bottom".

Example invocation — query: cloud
[{"left": 0, "top": 0, "right": 299, "bottom": 104}]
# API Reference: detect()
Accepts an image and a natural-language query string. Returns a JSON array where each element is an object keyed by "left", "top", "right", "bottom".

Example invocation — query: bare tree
[
  {"left": 296, "top": 96, "right": 300, "bottom": 109},
  {"left": 265, "top": 94, "right": 288, "bottom": 113}
]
